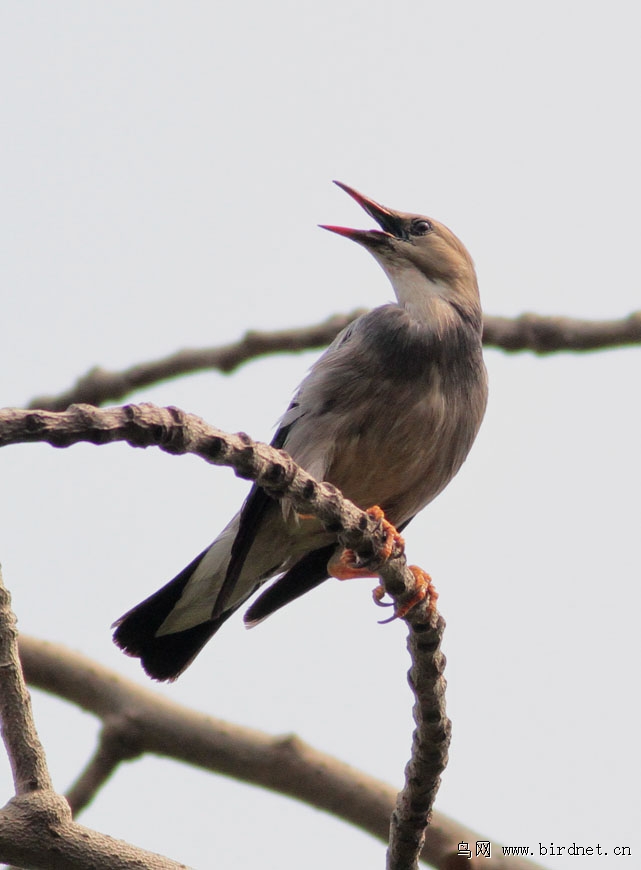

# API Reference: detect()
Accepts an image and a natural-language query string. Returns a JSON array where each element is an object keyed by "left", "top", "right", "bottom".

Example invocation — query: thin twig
[
  {"left": 19, "top": 636, "right": 545, "bottom": 870},
  {"left": 66, "top": 721, "right": 139, "bottom": 815},
  {"left": 26, "top": 310, "right": 641, "bottom": 411}
]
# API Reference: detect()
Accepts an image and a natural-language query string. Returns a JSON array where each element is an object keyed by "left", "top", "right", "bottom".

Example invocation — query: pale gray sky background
[{"left": 1, "top": 2, "right": 639, "bottom": 868}]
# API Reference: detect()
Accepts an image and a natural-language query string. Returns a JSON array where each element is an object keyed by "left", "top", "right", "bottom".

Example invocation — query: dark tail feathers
[
  {"left": 114, "top": 544, "right": 336, "bottom": 680},
  {"left": 112, "top": 549, "right": 233, "bottom": 681}
]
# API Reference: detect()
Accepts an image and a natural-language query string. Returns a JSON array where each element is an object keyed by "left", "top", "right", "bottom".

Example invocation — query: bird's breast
[
  {"left": 283, "top": 304, "right": 487, "bottom": 528},
  {"left": 322, "top": 367, "right": 480, "bottom": 525}
]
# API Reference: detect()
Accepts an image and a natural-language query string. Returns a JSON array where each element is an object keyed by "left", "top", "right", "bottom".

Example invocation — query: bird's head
[{"left": 321, "top": 181, "right": 480, "bottom": 326}]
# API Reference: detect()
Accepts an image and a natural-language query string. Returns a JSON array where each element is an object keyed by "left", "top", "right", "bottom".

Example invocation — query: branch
[
  {"left": 0, "top": 403, "right": 432, "bottom": 618},
  {"left": 482, "top": 310, "right": 641, "bottom": 353},
  {"left": 28, "top": 311, "right": 367, "bottom": 411},
  {"left": 27, "top": 310, "right": 641, "bottom": 411},
  {"left": 387, "top": 614, "right": 449, "bottom": 870},
  {"left": 0, "top": 568, "right": 190, "bottom": 870},
  {"left": 0, "top": 576, "right": 53, "bottom": 799},
  {"left": 0, "top": 402, "right": 446, "bottom": 865},
  {"left": 65, "top": 729, "right": 131, "bottom": 816},
  {"left": 19, "top": 636, "right": 545, "bottom": 870}
]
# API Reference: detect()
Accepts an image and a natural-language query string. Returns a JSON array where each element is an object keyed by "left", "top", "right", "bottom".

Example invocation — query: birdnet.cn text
[{"left": 457, "top": 841, "right": 632, "bottom": 859}]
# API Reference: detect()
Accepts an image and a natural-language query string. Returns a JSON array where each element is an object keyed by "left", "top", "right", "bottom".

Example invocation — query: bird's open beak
[{"left": 320, "top": 181, "right": 405, "bottom": 245}]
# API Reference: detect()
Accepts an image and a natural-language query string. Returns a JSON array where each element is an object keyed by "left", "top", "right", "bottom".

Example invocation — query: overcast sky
[{"left": 1, "top": 3, "right": 639, "bottom": 869}]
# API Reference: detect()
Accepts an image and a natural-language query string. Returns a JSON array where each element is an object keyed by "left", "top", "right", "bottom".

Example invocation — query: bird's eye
[{"left": 411, "top": 219, "right": 433, "bottom": 236}]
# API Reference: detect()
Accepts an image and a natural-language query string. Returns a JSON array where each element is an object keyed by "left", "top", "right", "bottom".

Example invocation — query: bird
[{"left": 113, "top": 181, "right": 488, "bottom": 681}]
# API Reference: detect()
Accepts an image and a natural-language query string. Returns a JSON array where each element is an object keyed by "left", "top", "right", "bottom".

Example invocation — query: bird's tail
[{"left": 112, "top": 549, "right": 236, "bottom": 681}]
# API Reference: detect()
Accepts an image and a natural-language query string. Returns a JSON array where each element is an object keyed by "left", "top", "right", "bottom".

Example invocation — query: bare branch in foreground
[
  {"left": 27, "top": 310, "right": 641, "bottom": 411},
  {"left": 0, "top": 403, "right": 432, "bottom": 619},
  {"left": 19, "top": 636, "right": 545, "bottom": 870},
  {"left": 0, "top": 568, "right": 190, "bottom": 870},
  {"left": 387, "top": 616, "right": 449, "bottom": 870},
  {"left": 0, "top": 402, "right": 446, "bottom": 866}
]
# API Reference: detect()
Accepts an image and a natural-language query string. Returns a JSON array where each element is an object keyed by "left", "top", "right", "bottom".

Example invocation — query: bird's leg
[
  {"left": 374, "top": 566, "right": 438, "bottom": 624},
  {"left": 327, "top": 505, "right": 405, "bottom": 579}
]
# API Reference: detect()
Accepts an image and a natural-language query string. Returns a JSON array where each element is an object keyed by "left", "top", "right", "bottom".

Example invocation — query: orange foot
[
  {"left": 328, "top": 505, "right": 405, "bottom": 580},
  {"left": 373, "top": 566, "right": 437, "bottom": 624}
]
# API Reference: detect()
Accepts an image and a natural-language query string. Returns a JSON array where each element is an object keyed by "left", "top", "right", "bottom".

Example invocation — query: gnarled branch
[
  {"left": 0, "top": 403, "right": 432, "bottom": 618},
  {"left": 0, "top": 402, "right": 444, "bottom": 868}
]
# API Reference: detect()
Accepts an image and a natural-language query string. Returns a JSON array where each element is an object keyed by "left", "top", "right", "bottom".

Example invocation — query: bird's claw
[
  {"left": 328, "top": 506, "right": 405, "bottom": 580},
  {"left": 372, "top": 584, "right": 394, "bottom": 607},
  {"left": 329, "top": 508, "right": 433, "bottom": 624},
  {"left": 377, "top": 566, "right": 437, "bottom": 624}
]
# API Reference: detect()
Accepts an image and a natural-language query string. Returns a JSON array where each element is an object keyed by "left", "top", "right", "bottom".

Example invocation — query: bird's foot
[
  {"left": 328, "top": 506, "right": 404, "bottom": 580},
  {"left": 374, "top": 566, "right": 437, "bottom": 624},
  {"left": 366, "top": 505, "right": 405, "bottom": 561}
]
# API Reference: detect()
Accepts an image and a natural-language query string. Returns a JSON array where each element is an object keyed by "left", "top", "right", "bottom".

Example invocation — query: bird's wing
[
  {"left": 215, "top": 308, "right": 414, "bottom": 622},
  {"left": 211, "top": 317, "right": 367, "bottom": 619},
  {"left": 210, "top": 414, "right": 297, "bottom": 619}
]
